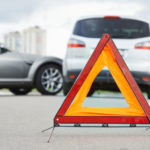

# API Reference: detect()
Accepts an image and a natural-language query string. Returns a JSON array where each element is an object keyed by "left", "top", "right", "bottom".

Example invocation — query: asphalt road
[{"left": 0, "top": 91, "right": 150, "bottom": 150}]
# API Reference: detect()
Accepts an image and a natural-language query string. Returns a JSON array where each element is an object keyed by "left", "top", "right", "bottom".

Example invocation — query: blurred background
[{"left": 1, "top": 0, "right": 150, "bottom": 59}]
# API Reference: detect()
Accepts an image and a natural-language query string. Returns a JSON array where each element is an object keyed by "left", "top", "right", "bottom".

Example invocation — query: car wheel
[
  {"left": 87, "top": 88, "right": 95, "bottom": 97},
  {"left": 63, "top": 82, "right": 73, "bottom": 96},
  {"left": 9, "top": 88, "right": 32, "bottom": 95},
  {"left": 147, "top": 87, "right": 150, "bottom": 99},
  {"left": 35, "top": 64, "right": 63, "bottom": 95}
]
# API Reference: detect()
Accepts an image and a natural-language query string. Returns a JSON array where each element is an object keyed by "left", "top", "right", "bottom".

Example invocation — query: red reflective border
[
  {"left": 108, "top": 39, "right": 150, "bottom": 120},
  {"left": 54, "top": 33, "right": 150, "bottom": 125},
  {"left": 54, "top": 116, "right": 149, "bottom": 124}
]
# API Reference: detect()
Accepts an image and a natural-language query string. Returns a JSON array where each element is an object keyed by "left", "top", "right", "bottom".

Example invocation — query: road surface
[{"left": 0, "top": 91, "right": 150, "bottom": 150}]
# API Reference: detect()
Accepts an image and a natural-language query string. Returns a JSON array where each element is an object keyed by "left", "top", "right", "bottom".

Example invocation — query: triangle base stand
[
  {"left": 53, "top": 123, "right": 150, "bottom": 128},
  {"left": 41, "top": 123, "right": 60, "bottom": 143},
  {"left": 42, "top": 123, "right": 150, "bottom": 143},
  {"left": 41, "top": 126, "right": 55, "bottom": 143},
  {"left": 47, "top": 126, "right": 55, "bottom": 143}
]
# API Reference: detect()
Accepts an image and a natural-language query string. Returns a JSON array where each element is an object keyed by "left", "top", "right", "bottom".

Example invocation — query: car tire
[
  {"left": 87, "top": 88, "right": 95, "bottom": 97},
  {"left": 9, "top": 88, "right": 32, "bottom": 95},
  {"left": 147, "top": 87, "right": 150, "bottom": 99},
  {"left": 63, "top": 82, "right": 73, "bottom": 96},
  {"left": 35, "top": 64, "right": 63, "bottom": 95}
]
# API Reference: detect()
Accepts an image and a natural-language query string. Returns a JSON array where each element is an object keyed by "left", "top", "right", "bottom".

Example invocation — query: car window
[{"left": 73, "top": 18, "right": 150, "bottom": 39}]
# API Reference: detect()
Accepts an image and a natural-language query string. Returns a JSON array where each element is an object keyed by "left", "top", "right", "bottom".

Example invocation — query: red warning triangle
[{"left": 54, "top": 34, "right": 150, "bottom": 124}]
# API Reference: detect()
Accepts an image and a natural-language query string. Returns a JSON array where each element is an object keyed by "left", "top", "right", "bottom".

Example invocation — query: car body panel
[
  {"left": 0, "top": 51, "right": 27, "bottom": 78},
  {"left": 19, "top": 52, "right": 41, "bottom": 64},
  {"left": 28, "top": 56, "right": 62, "bottom": 81},
  {"left": 0, "top": 48, "right": 62, "bottom": 89},
  {"left": 63, "top": 16, "right": 150, "bottom": 94},
  {"left": 64, "top": 35, "right": 150, "bottom": 73}
]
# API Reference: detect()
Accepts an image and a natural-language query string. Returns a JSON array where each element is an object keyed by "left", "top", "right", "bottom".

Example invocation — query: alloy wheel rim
[{"left": 41, "top": 67, "right": 63, "bottom": 93}]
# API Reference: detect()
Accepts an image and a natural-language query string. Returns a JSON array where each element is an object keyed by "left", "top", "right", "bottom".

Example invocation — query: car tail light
[
  {"left": 142, "top": 77, "right": 149, "bottom": 81},
  {"left": 104, "top": 16, "right": 120, "bottom": 19},
  {"left": 67, "top": 38, "right": 85, "bottom": 48},
  {"left": 135, "top": 41, "right": 150, "bottom": 50},
  {"left": 69, "top": 74, "right": 75, "bottom": 79}
]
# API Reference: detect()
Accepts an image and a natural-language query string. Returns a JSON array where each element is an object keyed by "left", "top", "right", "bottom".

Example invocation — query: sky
[{"left": 0, "top": 0, "right": 150, "bottom": 58}]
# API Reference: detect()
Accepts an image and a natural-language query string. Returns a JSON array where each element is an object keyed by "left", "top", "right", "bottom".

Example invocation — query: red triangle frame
[{"left": 54, "top": 34, "right": 150, "bottom": 124}]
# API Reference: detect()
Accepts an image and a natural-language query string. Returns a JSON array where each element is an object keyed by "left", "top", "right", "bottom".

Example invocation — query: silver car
[
  {"left": 63, "top": 16, "right": 150, "bottom": 98},
  {"left": 0, "top": 46, "right": 63, "bottom": 95}
]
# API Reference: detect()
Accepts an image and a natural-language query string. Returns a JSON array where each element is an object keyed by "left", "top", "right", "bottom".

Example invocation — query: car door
[{"left": 0, "top": 47, "right": 26, "bottom": 78}]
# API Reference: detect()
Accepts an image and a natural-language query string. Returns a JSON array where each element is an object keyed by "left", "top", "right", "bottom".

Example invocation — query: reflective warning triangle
[{"left": 54, "top": 34, "right": 150, "bottom": 124}]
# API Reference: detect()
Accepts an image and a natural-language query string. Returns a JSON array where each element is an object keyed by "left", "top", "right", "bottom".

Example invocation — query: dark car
[{"left": 0, "top": 46, "right": 63, "bottom": 95}]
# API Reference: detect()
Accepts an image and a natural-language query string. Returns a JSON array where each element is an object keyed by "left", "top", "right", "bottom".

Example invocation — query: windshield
[{"left": 73, "top": 18, "right": 150, "bottom": 39}]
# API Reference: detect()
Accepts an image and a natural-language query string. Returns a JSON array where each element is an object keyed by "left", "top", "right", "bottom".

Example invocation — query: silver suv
[{"left": 63, "top": 16, "right": 150, "bottom": 98}]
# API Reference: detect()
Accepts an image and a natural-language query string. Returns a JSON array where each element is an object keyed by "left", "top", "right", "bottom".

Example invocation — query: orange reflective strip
[{"left": 65, "top": 44, "right": 145, "bottom": 116}]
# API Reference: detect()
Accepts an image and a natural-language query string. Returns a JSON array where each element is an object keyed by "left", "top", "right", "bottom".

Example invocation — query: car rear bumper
[{"left": 64, "top": 69, "right": 150, "bottom": 91}]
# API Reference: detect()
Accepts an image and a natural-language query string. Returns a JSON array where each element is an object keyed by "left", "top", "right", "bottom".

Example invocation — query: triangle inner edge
[{"left": 64, "top": 44, "right": 145, "bottom": 117}]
